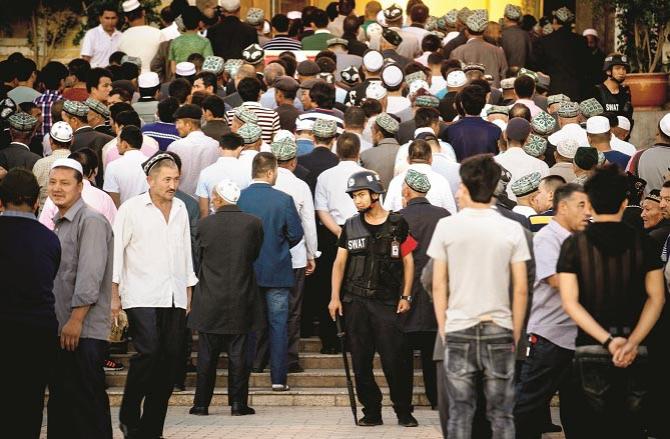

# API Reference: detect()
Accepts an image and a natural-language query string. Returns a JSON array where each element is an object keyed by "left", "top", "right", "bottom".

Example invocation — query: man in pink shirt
[
  {"left": 40, "top": 148, "right": 117, "bottom": 229},
  {"left": 508, "top": 75, "right": 542, "bottom": 118},
  {"left": 101, "top": 109, "right": 159, "bottom": 169}
]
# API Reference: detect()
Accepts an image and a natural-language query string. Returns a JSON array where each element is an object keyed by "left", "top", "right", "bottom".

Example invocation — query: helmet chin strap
[{"left": 358, "top": 194, "right": 380, "bottom": 213}]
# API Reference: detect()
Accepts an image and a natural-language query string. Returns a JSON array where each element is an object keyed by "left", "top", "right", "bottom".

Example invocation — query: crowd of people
[{"left": 1, "top": 0, "right": 669, "bottom": 438}]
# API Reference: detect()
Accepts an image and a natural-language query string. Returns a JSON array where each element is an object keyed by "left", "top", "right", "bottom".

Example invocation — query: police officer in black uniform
[
  {"left": 328, "top": 170, "right": 418, "bottom": 428},
  {"left": 595, "top": 54, "right": 633, "bottom": 121}
]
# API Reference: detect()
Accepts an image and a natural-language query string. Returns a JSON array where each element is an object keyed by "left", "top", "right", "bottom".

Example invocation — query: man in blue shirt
[
  {"left": 442, "top": 84, "right": 501, "bottom": 161},
  {"left": 586, "top": 115, "right": 630, "bottom": 169},
  {"left": 237, "top": 152, "right": 303, "bottom": 390}
]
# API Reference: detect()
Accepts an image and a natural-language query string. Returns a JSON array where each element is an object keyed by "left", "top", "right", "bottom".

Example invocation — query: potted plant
[{"left": 596, "top": 0, "right": 670, "bottom": 107}]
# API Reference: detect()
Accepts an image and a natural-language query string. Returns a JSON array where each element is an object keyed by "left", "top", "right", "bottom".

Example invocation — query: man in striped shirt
[
  {"left": 262, "top": 14, "right": 302, "bottom": 51},
  {"left": 225, "top": 77, "right": 280, "bottom": 144},
  {"left": 296, "top": 81, "right": 344, "bottom": 134},
  {"left": 33, "top": 61, "right": 68, "bottom": 137}
]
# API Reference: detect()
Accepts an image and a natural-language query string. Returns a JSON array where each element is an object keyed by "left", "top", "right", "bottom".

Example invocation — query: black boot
[
  {"left": 397, "top": 413, "right": 418, "bottom": 427},
  {"left": 231, "top": 402, "right": 256, "bottom": 416},
  {"left": 189, "top": 406, "right": 209, "bottom": 416}
]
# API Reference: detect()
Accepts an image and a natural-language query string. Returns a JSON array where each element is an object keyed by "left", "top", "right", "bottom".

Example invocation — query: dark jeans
[
  {"left": 120, "top": 307, "right": 186, "bottom": 438},
  {"left": 514, "top": 334, "right": 577, "bottom": 439},
  {"left": 2, "top": 326, "right": 56, "bottom": 439},
  {"left": 343, "top": 297, "right": 413, "bottom": 417},
  {"left": 407, "top": 331, "right": 438, "bottom": 408},
  {"left": 47, "top": 338, "right": 112, "bottom": 439},
  {"left": 194, "top": 333, "right": 250, "bottom": 407},
  {"left": 288, "top": 268, "right": 306, "bottom": 368},
  {"left": 444, "top": 322, "right": 515, "bottom": 439},
  {"left": 569, "top": 345, "right": 650, "bottom": 439},
  {"left": 251, "top": 288, "right": 290, "bottom": 384}
]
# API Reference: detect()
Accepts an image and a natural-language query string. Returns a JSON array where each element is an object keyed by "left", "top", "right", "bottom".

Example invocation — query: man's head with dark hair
[
  {"left": 520, "top": 14, "right": 537, "bottom": 31},
  {"left": 125, "top": 5, "right": 144, "bottom": 22},
  {"left": 0, "top": 60, "right": 17, "bottom": 85},
  {"left": 157, "top": 97, "right": 180, "bottom": 123},
  {"left": 326, "top": 2, "right": 339, "bottom": 20},
  {"left": 160, "top": 5, "right": 176, "bottom": 24},
  {"left": 169, "top": 78, "right": 192, "bottom": 104},
  {"left": 120, "top": 125, "right": 143, "bottom": 150},
  {"left": 68, "top": 148, "right": 99, "bottom": 179},
  {"left": 408, "top": 139, "right": 432, "bottom": 163},
  {"left": 421, "top": 34, "right": 442, "bottom": 52},
  {"left": 344, "top": 106, "right": 366, "bottom": 130},
  {"left": 459, "top": 154, "right": 501, "bottom": 203},
  {"left": 109, "top": 102, "right": 133, "bottom": 124},
  {"left": 279, "top": 55, "right": 297, "bottom": 77},
  {"left": 68, "top": 58, "right": 91, "bottom": 83},
  {"left": 415, "top": 107, "right": 440, "bottom": 129},
  {"left": 584, "top": 164, "right": 628, "bottom": 215},
  {"left": 509, "top": 103, "right": 531, "bottom": 121},
  {"left": 338, "top": 0, "right": 355, "bottom": 15},
  {"left": 202, "top": 95, "right": 226, "bottom": 119},
  {"left": 109, "top": 87, "right": 132, "bottom": 104},
  {"left": 309, "top": 82, "right": 335, "bottom": 109},
  {"left": 514, "top": 75, "right": 535, "bottom": 99},
  {"left": 311, "top": 9, "right": 329, "bottom": 28},
  {"left": 115, "top": 110, "right": 142, "bottom": 129},
  {"left": 0, "top": 168, "right": 39, "bottom": 209},
  {"left": 37, "top": 61, "right": 68, "bottom": 91},
  {"left": 109, "top": 51, "right": 126, "bottom": 66},
  {"left": 182, "top": 5, "right": 203, "bottom": 30},
  {"left": 189, "top": 91, "right": 207, "bottom": 107},
  {"left": 86, "top": 67, "right": 113, "bottom": 103},
  {"left": 362, "top": 98, "right": 382, "bottom": 118},
  {"left": 410, "top": 4, "right": 429, "bottom": 24},
  {"left": 187, "top": 52, "right": 205, "bottom": 71},
  {"left": 192, "top": 71, "right": 217, "bottom": 95},
  {"left": 120, "top": 62, "right": 140, "bottom": 81},
  {"left": 427, "top": 52, "right": 444, "bottom": 67},
  {"left": 315, "top": 50, "right": 337, "bottom": 64},
  {"left": 16, "top": 58, "right": 37, "bottom": 83},
  {"left": 272, "top": 14, "right": 290, "bottom": 32},
  {"left": 459, "top": 85, "right": 487, "bottom": 116},
  {"left": 440, "top": 59, "right": 462, "bottom": 79},
  {"left": 343, "top": 15, "right": 361, "bottom": 36},
  {"left": 237, "top": 77, "right": 262, "bottom": 102},
  {"left": 336, "top": 132, "right": 360, "bottom": 159},
  {"left": 469, "top": 78, "right": 491, "bottom": 94},
  {"left": 251, "top": 151, "right": 278, "bottom": 180},
  {"left": 553, "top": 182, "right": 585, "bottom": 212}
]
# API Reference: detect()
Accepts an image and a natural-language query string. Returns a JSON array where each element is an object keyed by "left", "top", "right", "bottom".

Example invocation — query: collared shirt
[
  {"left": 40, "top": 180, "right": 117, "bottom": 230},
  {"left": 394, "top": 129, "right": 456, "bottom": 176},
  {"left": 314, "top": 160, "right": 365, "bottom": 225},
  {"left": 431, "top": 154, "right": 461, "bottom": 198},
  {"left": 274, "top": 167, "right": 319, "bottom": 268},
  {"left": 103, "top": 134, "right": 160, "bottom": 169},
  {"left": 224, "top": 102, "right": 280, "bottom": 144},
  {"left": 547, "top": 123, "right": 588, "bottom": 147},
  {"left": 53, "top": 198, "right": 113, "bottom": 341},
  {"left": 167, "top": 130, "right": 220, "bottom": 196},
  {"left": 259, "top": 88, "right": 304, "bottom": 111},
  {"left": 118, "top": 25, "right": 165, "bottom": 72},
  {"left": 195, "top": 156, "right": 251, "bottom": 202},
  {"left": 32, "top": 149, "right": 71, "bottom": 208},
  {"left": 512, "top": 205, "right": 537, "bottom": 218},
  {"left": 113, "top": 191, "right": 198, "bottom": 309},
  {"left": 494, "top": 147, "right": 550, "bottom": 200},
  {"left": 34, "top": 89, "right": 63, "bottom": 137},
  {"left": 296, "top": 108, "right": 345, "bottom": 134},
  {"left": 103, "top": 149, "right": 150, "bottom": 203},
  {"left": 80, "top": 24, "right": 123, "bottom": 68},
  {"left": 1, "top": 210, "right": 37, "bottom": 219},
  {"left": 384, "top": 163, "right": 457, "bottom": 213}
]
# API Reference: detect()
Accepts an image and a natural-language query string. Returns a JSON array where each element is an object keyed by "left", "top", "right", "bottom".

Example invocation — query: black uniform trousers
[
  {"left": 2, "top": 326, "right": 56, "bottom": 439},
  {"left": 406, "top": 331, "right": 438, "bottom": 408},
  {"left": 47, "top": 338, "right": 112, "bottom": 439},
  {"left": 174, "top": 315, "right": 193, "bottom": 387},
  {"left": 343, "top": 297, "right": 413, "bottom": 417},
  {"left": 306, "top": 225, "right": 338, "bottom": 350},
  {"left": 194, "top": 333, "right": 250, "bottom": 407},
  {"left": 120, "top": 307, "right": 185, "bottom": 438}
]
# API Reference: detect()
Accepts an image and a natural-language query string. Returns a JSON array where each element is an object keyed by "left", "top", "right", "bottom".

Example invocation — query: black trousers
[
  {"left": 120, "top": 307, "right": 185, "bottom": 438},
  {"left": 2, "top": 325, "right": 56, "bottom": 439},
  {"left": 307, "top": 224, "right": 338, "bottom": 350},
  {"left": 406, "top": 331, "right": 438, "bottom": 408},
  {"left": 436, "top": 359, "right": 448, "bottom": 438},
  {"left": 47, "top": 338, "right": 112, "bottom": 439},
  {"left": 254, "top": 268, "right": 306, "bottom": 370},
  {"left": 174, "top": 315, "right": 193, "bottom": 386},
  {"left": 343, "top": 297, "right": 413, "bottom": 417},
  {"left": 194, "top": 332, "right": 250, "bottom": 407}
]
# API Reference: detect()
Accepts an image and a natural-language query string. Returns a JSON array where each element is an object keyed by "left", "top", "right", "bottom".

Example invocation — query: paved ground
[{"left": 41, "top": 406, "right": 566, "bottom": 438}]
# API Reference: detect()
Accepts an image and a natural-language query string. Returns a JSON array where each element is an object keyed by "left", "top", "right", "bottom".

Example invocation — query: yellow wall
[{"left": 352, "top": 0, "right": 524, "bottom": 22}]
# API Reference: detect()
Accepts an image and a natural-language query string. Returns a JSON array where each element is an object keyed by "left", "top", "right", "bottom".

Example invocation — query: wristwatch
[
  {"left": 401, "top": 295, "right": 413, "bottom": 304},
  {"left": 602, "top": 334, "right": 613, "bottom": 350}
]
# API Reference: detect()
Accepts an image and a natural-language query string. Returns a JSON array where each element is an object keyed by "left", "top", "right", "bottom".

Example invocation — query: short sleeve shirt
[{"left": 169, "top": 33, "right": 214, "bottom": 63}]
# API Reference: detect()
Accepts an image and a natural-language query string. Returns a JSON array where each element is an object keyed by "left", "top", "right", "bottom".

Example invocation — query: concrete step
[
  {"left": 125, "top": 337, "right": 325, "bottom": 354},
  {"left": 103, "top": 386, "right": 431, "bottom": 407},
  {"left": 111, "top": 351, "right": 424, "bottom": 370},
  {"left": 105, "top": 369, "right": 428, "bottom": 388}
]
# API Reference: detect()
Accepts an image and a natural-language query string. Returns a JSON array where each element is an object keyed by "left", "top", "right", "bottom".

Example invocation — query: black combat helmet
[{"left": 345, "top": 170, "right": 385, "bottom": 196}]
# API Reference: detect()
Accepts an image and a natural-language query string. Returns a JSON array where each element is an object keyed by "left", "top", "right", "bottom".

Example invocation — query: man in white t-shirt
[
  {"left": 103, "top": 126, "right": 149, "bottom": 206},
  {"left": 428, "top": 154, "right": 530, "bottom": 438},
  {"left": 117, "top": 0, "right": 164, "bottom": 72},
  {"left": 80, "top": 5, "right": 122, "bottom": 68}
]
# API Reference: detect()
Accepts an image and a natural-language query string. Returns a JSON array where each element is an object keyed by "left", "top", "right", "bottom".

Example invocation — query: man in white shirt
[
  {"left": 385, "top": 139, "right": 457, "bottom": 213},
  {"left": 167, "top": 104, "right": 219, "bottom": 197},
  {"left": 195, "top": 132, "right": 249, "bottom": 218},
  {"left": 343, "top": 106, "right": 372, "bottom": 153},
  {"left": 117, "top": 0, "right": 164, "bottom": 72},
  {"left": 495, "top": 117, "right": 549, "bottom": 200},
  {"left": 268, "top": 136, "right": 319, "bottom": 373},
  {"left": 80, "top": 5, "right": 122, "bottom": 68},
  {"left": 113, "top": 153, "right": 198, "bottom": 439},
  {"left": 103, "top": 126, "right": 149, "bottom": 206},
  {"left": 428, "top": 154, "right": 529, "bottom": 439}
]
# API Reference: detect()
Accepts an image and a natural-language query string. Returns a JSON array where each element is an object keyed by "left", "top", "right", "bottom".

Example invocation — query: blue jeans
[
  {"left": 444, "top": 322, "right": 516, "bottom": 439},
  {"left": 264, "top": 287, "right": 289, "bottom": 385}
]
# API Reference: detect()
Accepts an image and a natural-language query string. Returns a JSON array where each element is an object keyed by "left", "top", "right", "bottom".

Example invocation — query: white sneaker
[{"left": 272, "top": 384, "right": 290, "bottom": 392}]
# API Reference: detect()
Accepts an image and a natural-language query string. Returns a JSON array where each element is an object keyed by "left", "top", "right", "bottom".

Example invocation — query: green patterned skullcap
[
  {"left": 375, "top": 112, "right": 399, "bottom": 134},
  {"left": 457, "top": 7, "right": 472, "bottom": 23},
  {"left": 504, "top": 4, "right": 522, "bottom": 20},
  {"left": 500, "top": 77, "right": 516, "bottom": 90},
  {"left": 557, "top": 101, "right": 580, "bottom": 118},
  {"left": 554, "top": 6, "right": 575, "bottom": 23},
  {"left": 7, "top": 112, "right": 37, "bottom": 131},
  {"left": 436, "top": 16, "right": 448, "bottom": 31},
  {"left": 463, "top": 63, "right": 486, "bottom": 73},
  {"left": 238, "top": 123, "right": 262, "bottom": 144},
  {"left": 511, "top": 172, "right": 542, "bottom": 197},
  {"left": 85, "top": 97, "right": 109, "bottom": 118},
  {"left": 327, "top": 37, "right": 349, "bottom": 47},
  {"left": 579, "top": 98, "right": 604, "bottom": 118},
  {"left": 547, "top": 94, "right": 570, "bottom": 106},
  {"left": 245, "top": 8, "right": 264, "bottom": 26},
  {"left": 531, "top": 111, "right": 557, "bottom": 135},
  {"left": 234, "top": 107, "right": 258, "bottom": 124},
  {"left": 486, "top": 105, "right": 509, "bottom": 116},
  {"left": 405, "top": 169, "right": 431, "bottom": 193},
  {"left": 523, "top": 134, "right": 548, "bottom": 158},
  {"left": 202, "top": 56, "right": 225, "bottom": 75},
  {"left": 63, "top": 100, "right": 89, "bottom": 117},
  {"left": 465, "top": 9, "right": 488, "bottom": 33},
  {"left": 313, "top": 118, "right": 338, "bottom": 138},
  {"left": 425, "top": 16, "right": 438, "bottom": 31},
  {"left": 405, "top": 70, "right": 427, "bottom": 86},
  {"left": 271, "top": 136, "right": 297, "bottom": 161},
  {"left": 224, "top": 59, "right": 244, "bottom": 76},
  {"left": 518, "top": 67, "right": 538, "bottom": 83},
  {"left": 415, "top": 95, "right": 440, "bottom": 108},
  {"left": 444, "top": 9, "right": 459, "bottom": 27}
]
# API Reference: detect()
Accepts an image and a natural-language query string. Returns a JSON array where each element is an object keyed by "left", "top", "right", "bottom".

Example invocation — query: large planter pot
[{"left": 626, "top": 72, "right": 669, "bottom": 109}]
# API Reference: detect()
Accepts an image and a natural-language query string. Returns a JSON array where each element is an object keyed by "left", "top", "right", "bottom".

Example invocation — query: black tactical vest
[
  {"left": 595, "top": 84, "right": 633, "bottom": 119},
  {"left": 342, "top": 213, "right": 404, "bottom": 301}
]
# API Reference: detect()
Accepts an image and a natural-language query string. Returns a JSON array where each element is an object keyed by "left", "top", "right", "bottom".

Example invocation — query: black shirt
[
  {"left": 557, "top": 222, "right": 663, "bottom": 346},
  {"left": 595, "top": 83, "right": 633, "bottom": 120},
  {"left": 297, "top": 146, "right": 339, "bottom": 195},
  {"left": 337, "top": 213, "right": 410, "bottom": 249}
]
